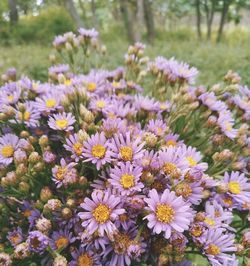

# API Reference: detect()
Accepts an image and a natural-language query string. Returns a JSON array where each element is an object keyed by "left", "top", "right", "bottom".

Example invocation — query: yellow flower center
[
  {"left": 206, "top": 244, "right": 221, "bottom": 256},
  {"left": 156, "top": 127, "right": 163, "bottom": 135},
  {"left": 64, "top": 79, "right": 72, "bottom": 86},
  {"left": 160, "top": 104, "right": 167, "bottom": 110},
  {"left": 120, "top": 174, "right": 135, "bottom": 189},
  {"left": 225, "top": 122, "right": 232, "bottom": 132},
  {"left": 91, "top": 144, "right": 106, "bottom": 158},
  {"left": 73, "top": 142, "right": 83, "bottom": 155},
  {"left": 204, "top": 217, "right": 215, "bottom": 226},
  {"left": 1, "top": 145, "right": 14, "bottom": 158},
  {"left": 55, "top": 236, "right": 69, "bottom": 249},
  {"left": 78, "top": 253, "right": 93, "bottom": 266},
  {"left": 165, "top": 139, "right": 177, "bottom": 147},
  {"left": 175, "top": 183, "right": 192, "bottom": 198},
  {"left": 56, "top": 119, "right": 68, "bottom": 129},
  {"left": 191, "top": 225, "right": 203, "bottom": 237},
  {"left": 223, "top": 197, "right": 233, "bottom": 206},
  {"left": 186, "top": 156, "right": 197, "bottom": 167},
  {"left": 156, "top": 204, "right": 175, "bottom": 223},
  {"left": 7, "top": 95, "right": 14, "bottom": 102},
  {"left": 228, "top": 181, "right": 241, "bottom": 194},
  {"left": 112, "top": 81, "right": 121, "bottom": 88},
  {"left": 56, "top": 167, "right": 67, "bottom": 181},
  {"left": 33, "top": 82, "right": 38, "bottom": 90},
  {"left": 10, "top": 234, "right": 20, "bottom": 245},
  {"left": 163, "top": 162, "right": 177, "bottom": 175},
  {"left": 96, "top": 100, "right": 106, "bottom": 109},
  {"left": 87, "top": 82, "right": 96, "bottom": 92},
  {"left": 45, "top": 98, "right": 56, "bottom": 108},
  {"left": 92, "top": 204, "right": 110, "bottom": 224},
  {"left": 120, "top": 146, "right": 133, "bottom": 161},
  {"left": 19, "top": 111, "right": 30, "bottom": 121},
  {"left": 23, "top": 209, "right": 31, "bottom": 218}
]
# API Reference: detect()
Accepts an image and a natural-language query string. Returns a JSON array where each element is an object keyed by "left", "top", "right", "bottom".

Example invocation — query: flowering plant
[{"left": 0, "top": 28, "right": 249, "bottom": 266}]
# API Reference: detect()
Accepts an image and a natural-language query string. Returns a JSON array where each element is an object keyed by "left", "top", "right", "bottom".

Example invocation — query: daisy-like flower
[
  {"left": 50, "top": 227, "right": 75, "bottom": 250},
  {"left": 0, "top": 82, "right": 21, "bottom": 106},
  {"left": 36, "top": 92, "right": 61, "bottom": 114},
  {"left": 0, "top": 133, "right": 19, "bottom": 165},
  {"left": 52, "top": 158, "right": 77, "bottom": 187},
  {"left": 49, "top": 64, "right": 69, "bottom": 77},
  {"left": 69, "top": 246, "right": 101, "bottom": 266},
  {"left": 101, "top": 117, "right": 127, "bottom": 138},
  {"left": 144, "top": 189, "right": 193, "bottom": 239},
  {"left": 201, "top": 228, "right": 236, "bottom": 266},
  {"left": 48, "top": 112, "right": 75, "bottom": 131},
  {"left": 221, "top": 171, "right": 250, "bottom": 206},
  {"left": 64, "top": 133, "right": 84, "bottom": 162},
  {"left": 78, "top": 27, "right": 99, "bottom": 39},
  {"left": 82, "top": 132, "right": 113, "bottom": 170},
  {"left": 146, "top": 119, "right": 167, "bottom": 137},
  {"left": 109, "top": 162, "right": 144, "bottom": 195},
  {"left": 89, "top": 97, "right": 109, "bottom": 112},
  {"left": 110, "top": 132, "right": 145, "bottom": 163},
  {"left": 78, "top": 190, "right": 125, "bottom": 236},
  {"left": 163, "top": 133, "right": 183, "bottom": 147},
  {"left": 27, "top": 230, "right": 49, "bottom": 254},
  {"left": 217, "top": 111, "right": 238, "bottom": 139},
  {"left": 15, "top": 101, "right": 41, "bottom": 127},
  {"left": 7, "top": 227, "right": 23, "bottom": 247}
]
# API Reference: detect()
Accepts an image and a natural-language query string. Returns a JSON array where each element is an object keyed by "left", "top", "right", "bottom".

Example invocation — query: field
[{"left": 1, "top": 27, "right": 250, "bottom": 87}]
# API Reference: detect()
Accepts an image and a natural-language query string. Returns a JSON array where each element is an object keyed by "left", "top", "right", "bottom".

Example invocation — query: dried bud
[
  {"left": 16, "top": 163, "right": 28, "bottom": 177},
  {"left": 20, "top": 131, "right": 30, "bottom": 138},
  {"left": 14, "top": 242, "right": 30, "bottom": 259},
  {"left": 195, "top": 212, "right": 206, "bottom": 222},
  {"left": 19, "top": 181, "right": 30, "bottom": 192},
  {"left": 39, "top": 135, "right": 49, "bottom": 146},
  {"left": 144, "top": 132, "right": 158, "bottom": 148},
  {"left": 33, "top": 162, "right": 45, "bottom": 172},
  {"left": 79, "top": 176, "right": 88, "bottom": 186},
  {"left": 44, "top": 199, "right": 62, "bottom": 212},
  {"left": 28, "top": 152, "right": 41, "bottom": 163},
  {"left": 61, "top": 207, "right": 73, "bottom": 219},
  {"left": 53, "top": 255, "right": 68, "bottom": 266},
  {"left": 40, "top": 187, "right": 53, "bottom": 202},
  {"left": 216, "top": 182, "right": 228, "bottom": 193},
  {"left": 66, "top": 198, "right": 76, "bottom": 208},
  {"left": 36, "top": 217, "right": 52, "bottom": 233}
]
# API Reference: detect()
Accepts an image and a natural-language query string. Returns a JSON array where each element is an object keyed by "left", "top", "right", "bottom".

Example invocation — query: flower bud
[
  {"left": 33, "top": 162, "right": 45, "bottom": 172},
  {"left": 216, "top": 182, "right": 228, "bottom": 193},
  {"left": 53, "top": 255, "right": 68, "bottom": 266},
  {"left": 19, "top": 181, "right": 30, "bottom": 192},
  {"left": 14, "top": 149, "right": 27, "bottom": 164},
  {"left": 40, "top": 187, "right": 53, "bottom": 202},
  {"left": 79, "top": 176, "right": 88, "bottom": 186},
  {"left": 39, "top": 135, "right": 49, "bottom": 147},
  {"left": 36, "top": 217, "right": 52, "bottom": 233},
  {"left": 61, "top": 207, "right": 73, "bottom": 220},
  {"left": 20, "top": 130, "right": 30, "bottom": 138},
  {"left": 14, "top": 242, "right": 30, "bottom": 259},
  {"left": 16, "top": 163, "right": 28, "bottom": 177},
  {"left": 28, "top": 152, "right": 41, "bottom": 163},
  {"left": 144, "top": 132, "right": 157, "bottom": 148},
  {"left": 44, "top": 199, "right": 62, "bottom": 212}
]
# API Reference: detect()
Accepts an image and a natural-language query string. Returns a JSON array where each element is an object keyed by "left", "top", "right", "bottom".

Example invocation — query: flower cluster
[{"left": 0, "top": 28, "right": 249, "bottom": 266}]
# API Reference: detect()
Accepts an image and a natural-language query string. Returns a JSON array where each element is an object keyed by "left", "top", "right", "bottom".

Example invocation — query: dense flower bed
[{"left": 0, "top": 28, "right": 250, "bottom": 266}]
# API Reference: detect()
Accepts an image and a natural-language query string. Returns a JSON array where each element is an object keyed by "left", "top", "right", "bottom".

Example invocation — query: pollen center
[
  {"left": 73, "top": 142, "right": 82, "bottom": 155},
  {"left": 19, "top": 111, "right": 30, "bottom": 121},
  {"left": 163, "top": 162, "right": 177, "bottom": 175},
  {"left": 87, "top": 82, "right": 96, "bottom": 92},
  {"left": 156, "top": 204, "right": 175, "bottom": 223},
  {"left": 1, "top": 145, "right": 14, "bottom": 158},
  {"left": 56, "top": 119, "right": 68, "bottom": 129},
  {"left": 46, "top": 98, "right": 56, "bottom": 108},
  {"left": 228, "top": 181, "right": 241, "bottom": 194},
  {"left": 64, "top": 79, "right": 72, "bottom": 86},
  {"left": 165, "top": 139, "right": 177, "bottom": 147},
  {"left": 55, "top": 236, "right": 69, "bottom": 249},
  {"left": 56, "top": 167, "right": 67, "bottom": 181},
  {"left": 78, "top": 253, "right": 93, "bottom": 266},
  {"left": 175, "top": 183, "right": 192, "bottom": 198},
  {"left": 186, "top": 156, "right": 197, "bottom": 167},
  {"left": 204, "top": 217, "right": 215, "bottom": 226},
  {"left": 96, "top": 100, "right": 106, "bottom": 108},
  {"left": 93, "top": 204, "right": 110, "bottom": 224},
  {"left": 120, "top": 174, "right": 135, "bottom": 189},
  {"left": 206, "top": 244, "right": 221, "bottom": 256},
  {"left": 91, "top": 144, "right": 106, "bottom": 158},
  {"left": 120, "top": 146, "right": 133, "bottom": 161}
]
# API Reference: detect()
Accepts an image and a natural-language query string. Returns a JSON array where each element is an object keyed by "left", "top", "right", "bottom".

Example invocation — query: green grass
[{"left": 1, "top": 27, "right": 250, "bottom": 87}]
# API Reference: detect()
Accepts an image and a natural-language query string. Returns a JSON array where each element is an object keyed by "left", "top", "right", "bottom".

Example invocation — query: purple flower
[
  {"left": 109, "top": 132, "right": 145, "bottom": 162},
  {"left": 7, "top": 227, "right": 23, "bottom": 247},
  {"left": 48, "top": 112, "right": 75, "bottom": 131},
  {"left": 109, "top": 162, "right": 144, "bottom": 196},
  {"left": 36, "top": 91, "right": 61, "bottom": 114},
  {"left": 52, "top": 158, "right": 77, "bottom": 187},
  {"left": 201, "top": 228, "right": 236, "bottom": 266},
  {"left": 146, "top": 119, "right": 167, "bottom": 137},
  {"left": 64, "top": 133, "right": 84, "bottom": 162},
  {"left": 78, "top": 28, "right": 99, "bottom": 39},
  {"left": 78, "top": 190, "right": 125, "bottom": 236},
  {"left": 50, "top": 227, "right": 75, "bottom": 250},
  {"left": 144, "top": 189, "right": 194, "bottom": 239},
  {"left": 27, "top": 230, "right": 49, "bottom": 254},
  {"left": 82, "top": 132, "right": 114, "bottom": 170},
  {"left": 0, "top": 133, "right": 19, "bottom": 165},
  {"left": 69, "top": 246, "right": 101, "bottom": 266}
]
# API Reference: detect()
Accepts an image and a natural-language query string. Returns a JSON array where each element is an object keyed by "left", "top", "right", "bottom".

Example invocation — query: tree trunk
[
  {"left": 143, "top": 0, "right": 155, "bottom": 43},
  {"left": 135, "top": 0, "right": 144, "bottom": 42},
  {"left": 64, "top": 0, "right": 84, "bottom": 28},
  {"left": 217, "top": 0, "right": 230, "bottom": 42},
  {"left": 8, "top": 0, "right": 18, "bottom": 25},
  {"left": 91, "top": 0, "right": 99, "bottom": 28},
  {"left": 207, "top": 0, "right": 216, "bottom": 40},
  {"left": 195, "top": 0, "right": 202, "bottom": 40},
  {"left": 119, "top": 0, "right": 136, "bottom": 43}
]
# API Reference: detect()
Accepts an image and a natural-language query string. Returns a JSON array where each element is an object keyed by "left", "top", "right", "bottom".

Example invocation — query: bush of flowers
[{"left": 0, "top": 28, "right": 250, "bottom": 266}]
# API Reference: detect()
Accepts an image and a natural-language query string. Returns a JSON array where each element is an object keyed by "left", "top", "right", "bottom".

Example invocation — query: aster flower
[
  {"left": 7, "top": 227, "right": 23, "bottom": 247},
  {"left": 146, "top": 119, "right": 167, "bottom": 137},
  {"left": 78, "top": 190, "right": 125, "bottom": 236},
  {"left": 201, "top": 228, "right": 236, "bottom": 266},
  {"left": 82, "top": 132, "right": 114, "bottom": 170},
  {"left": 78, "top": 28, "right": 99, "bottom": 39},
  {"left": 50, "top": 227, "right": 75, "bottom": 250},
  {"left": 52, "top": 158, "right": 77, "bottom": 187},
  {"left": 89, "top": 97, "right": 109, "bottom": 112},
  {"left": 48, "top": 112, "right": 76, "bottom": 131},
  {"left": 109, "top": 162, "right": 144, "bottom": 196},
  {"left": 0, "top": 133, "right": 19, "bottom": 165},
  {"left": 101, "top": 117, "right": 127, "bottom": 138},
  {"left": 144, "top": 189, "right": 193, "bottom": 239},
  {"left": 27, "top": 230, "right": 49, "bottom": 254},
  {"left": 36, "top": 91, "right": 61, "bottom": 114},
  {"left": 109, "top": 132, "right": 145, "bottom": 162},
  {"left": 69, "top": 246, "right": 101, "bottom": 266},
  {"left": 0, "top": 253, "right": 12, "bottom": 266},
  {"left": 0, "top": 81, "right": 21, "bottom": 106},
  {"left": 49, "top": 64, "right": 69, "bottom": 77},
  {"left": 217, "top": 111, "right": 238, "bottom": 139},
  {"left": 221, "top": 171, "right": 250, "bottom": 207},
  {"left": 103, "top": 101, "right": 136, "bottom": 119},
  {"left": 163, "top": 133, "right": 183, "bottom": 147},
  {"left": 64, "top": 133, "right": 84, "bottom": 162}
]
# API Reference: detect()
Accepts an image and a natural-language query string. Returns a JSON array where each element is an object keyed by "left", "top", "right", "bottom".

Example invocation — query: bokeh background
[{"left": 1, "top": 0, "right": 250, "bottom": 86}]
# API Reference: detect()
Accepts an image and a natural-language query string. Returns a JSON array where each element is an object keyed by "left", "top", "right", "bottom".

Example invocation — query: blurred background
[{"left": 1, "top": 0, "right": 250, "bottom": 86}]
